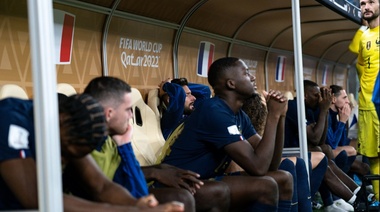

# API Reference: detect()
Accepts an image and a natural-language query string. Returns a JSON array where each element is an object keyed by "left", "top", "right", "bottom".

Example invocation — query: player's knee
[
  {"left": 346, "top": 146, "right": 357, "bottom": 156},
  {"left": 311, "top": 152, "right": 326, "bottom": 168},
  {"left": 259, "top": 176, "right": 279, "bottom": 203},
  {"left": 210, "top": 182, "right": 230, "bottom": 203},
  {"left": 277, "top": 170, "right": 293, "bottom": 196},
  {"left": 166, "top": 189, "right": 195, "bottom": 212},
  {"left": 207, "top": 182, "right": 230, "bottom": 211}
]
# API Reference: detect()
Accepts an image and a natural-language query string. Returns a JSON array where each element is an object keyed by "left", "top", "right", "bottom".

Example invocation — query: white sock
[
  {"left": 354, "top": 186, "right": 361, "bottom": 194},
  {"left": 348, "top": 194, "right": 357, "bottom": 204}
]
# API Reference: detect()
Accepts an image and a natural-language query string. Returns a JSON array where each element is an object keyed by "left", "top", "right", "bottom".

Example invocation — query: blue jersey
[
  {"left": 0, "top": 98, "right": 35, "bottom": 210},
  {"left": 161, "top": 83, "right": 211, "bottom": 139},
  {"left": 373, "top": 72, "right": 380, "bottom": 119},
  {"left": 326, "top": 109, "right": 349, "bottom": 149},
  {"left": 92, "top": 138, "right": 149, "bottom": 198},
  {"left": 284, "top": 99, "right": 316, "bottom": 147},
  {"left": 162, "top": 96, "right": 256, "bottom": 179}
]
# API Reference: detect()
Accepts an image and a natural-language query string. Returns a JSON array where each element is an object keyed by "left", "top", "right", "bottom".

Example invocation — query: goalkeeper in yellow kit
[{"left": 349, "top": 0, "right": 380, "bottom": 200}]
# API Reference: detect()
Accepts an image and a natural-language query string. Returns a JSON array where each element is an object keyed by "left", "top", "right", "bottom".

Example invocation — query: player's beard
[
  {"left": 184, "top": 104, "right": 194, "bottom": 115},
  {"left": 363, "top": 11, "right": 379, "bottom": 22}
]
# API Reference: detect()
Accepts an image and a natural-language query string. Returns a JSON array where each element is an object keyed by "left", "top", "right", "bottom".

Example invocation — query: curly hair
[
  {"left": 241, "top": 93, "right": 268, "bottom": 136},
  {"left": 59, "top": 94, "right": 107, "bottom": 148}
]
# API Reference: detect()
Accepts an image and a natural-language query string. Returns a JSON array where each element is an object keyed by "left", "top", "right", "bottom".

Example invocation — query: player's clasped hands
[{"left": 263, "top": 90, "right": 288, "bottom": 117}]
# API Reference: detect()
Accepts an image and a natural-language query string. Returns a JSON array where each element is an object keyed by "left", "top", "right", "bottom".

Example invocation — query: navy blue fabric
[
  {"left": 285, "top": 99, "right": 332, "bottom": 207},
  {"left": 319, "top": 181, "right": 334, "bottom": 207},
  {"left": 372, "top": 71, "right": 380, "bottom": 120},
  {"left": 284, "top": 99, "right": 316, "bottom": 148},
  {"left": 279, "top": 159, "right": 298, "bottom": 212},
  {"left": 0, "top": 98, "right": 35, "bottom": 210},
  {"left": 161, "top": 82, "right": 211, "bottom": 139},
  {"left": 334, "top": 150, "right": 348, "bottom": 171},
  {"left": 278, "top": 200, "right": 292, "bottom": 212},
  {"left": 246, "top": 201, "right": 277, "bottom": 212},
  {"left": 161, "top": 83, "right": 187, "bottom": 139},
  {"left": 310, "top": 154, "right": 327, "bottom": 198},
  {"left": 162, "top": 96, "right": 256, "bottom": 179},
  {"left": 326, "top": 109, "right": 349, "bottom": 149},
  {"left": 295, "top": 157, "right": 312, "bottom": 212},
  {"left": 113, "top": 143, "right": 149, "bottom": 198}
]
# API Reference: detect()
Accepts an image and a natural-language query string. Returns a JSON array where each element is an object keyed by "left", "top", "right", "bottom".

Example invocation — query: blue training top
[
  {"left": 162, "top": 96, "right": 256, "bottom": 179},
  {"left": 326, "top": 108, "right": 349, "bottom": 149},
  {"left": 373, "top": 71, "right": 380, "bottom": 118},
  {"left": 284, "top": 98, "right": 317, "bottom": 148},
  {"left": 92, "top": 138, "right": 149, "bottom": 198},
  {"left": 0, "top": 98, "right": 35, "bottom": 210},
  {"left": 161, "top": 82, "right": 211, "bottom": 140}
]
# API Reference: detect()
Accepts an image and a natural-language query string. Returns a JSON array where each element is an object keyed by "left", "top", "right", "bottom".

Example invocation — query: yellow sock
[{"left": 369, "top": 157, "right": 380, "bottom": 200}]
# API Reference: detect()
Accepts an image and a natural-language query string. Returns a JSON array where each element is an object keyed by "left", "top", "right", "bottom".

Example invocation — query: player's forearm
[
  {"left": 256, "top": 113, "right": 279, "bottom": 163},
  {"left": 318, "top": 114, "right": 329, "bottom": 145},
  {"left": 64, "top": 194, "right": 139, "bottom": 212},
  {"left": 308, "top": 112, "right": 328, "bottom": 145},
  {"left": 269, "top": 116, "right": 285, "bottom": 171},
  {"left": 141, "top": 165, "right": 161, "bottom": 181},
  {"left": 93, "top": 179, "right": 137, "bottom": 206}
]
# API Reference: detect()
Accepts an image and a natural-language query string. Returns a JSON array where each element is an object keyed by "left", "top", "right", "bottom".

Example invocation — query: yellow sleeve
[{"left": 348, "top": 26, "right": 368, "bottom": 54}]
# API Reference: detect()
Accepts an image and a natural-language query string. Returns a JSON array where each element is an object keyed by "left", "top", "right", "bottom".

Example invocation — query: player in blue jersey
[
  {"left": 160, "top": 57, "right": 293, "bottom": 212},
  {"left": 0, "top": 94, "right": 185, "bottom": 211},
  {"left": 327, "top": 85, "right": 370, "bottom": 177},
  {"left": 84, "top": 76, "right": 230, "bottom": 212},
  {"left": 159, "top": 77, "right": 211, "bottom": 139},
  {"left": 284, "top": 80, "right": 370, "bottom": 212}
]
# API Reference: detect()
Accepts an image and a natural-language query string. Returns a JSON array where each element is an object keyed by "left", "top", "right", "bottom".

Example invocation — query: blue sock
[
  {"left": 278, "top": 200, "right": 292, "bottom": 212},
  {"left": 310, "top": 155, "right": 328, "bottom": 199},
  {"left": 334, "top": 150, "right": 348, "bottom": 172},
  {"left": 332, "top": 194, "right": 340, "bottom": 201},
  {"left": 319, "top": 181, "right": 334, "bottom": 206},
  {"left": 246, "top": 202, "right": 277, "bottom": 212},
  {"left": 295, "top": 157, "right": 312, "bottom": 212},
  {"left": 329, "top": 152, "right": 346, "bottom": 201},
  {"left": 345, "top": 156, "right": 356, "bottom": 173},
  {"left": 279, "top": 159, "right": 298, "bottom": 212}
]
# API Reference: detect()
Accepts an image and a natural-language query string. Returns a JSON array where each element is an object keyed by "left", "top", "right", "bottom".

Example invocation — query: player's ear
[
  {"left": 226, "top": 79, "right": 235, "bottom": 90},
  {"left": 104, "top": 106, "right": 113, "bottom": 122}
]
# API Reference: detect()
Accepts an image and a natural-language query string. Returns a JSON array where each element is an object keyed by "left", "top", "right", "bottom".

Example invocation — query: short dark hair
[
  {"left": 208, "top": 57, "right": 240, "bottom": 88},
  {"left": 59, "top": 94, "right": 107, "bottom": 148},
  {"left": 304, "top": 80, "right": 318, "bottom": 89},
  {"left": 171, "top": 78, "right": 188, "bottom": 86},
  {"left": 84, "top": 76, "right": 131, "bottom": 107},
  {"left": 330, "top": 84, "right": 343, "bottom": 96},
  {"left": 304, "top": 80, "right": 319, "bottom": 92}
]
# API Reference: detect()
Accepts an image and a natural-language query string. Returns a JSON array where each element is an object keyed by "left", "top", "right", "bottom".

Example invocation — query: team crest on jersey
[{"left": 366, "top": 41, "right": 371, "bottom": 50}]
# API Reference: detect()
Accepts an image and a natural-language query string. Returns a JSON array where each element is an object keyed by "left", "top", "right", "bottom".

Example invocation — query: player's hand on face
[
  {"left": 319, "top": 87, "right": 332, "bottom": 112},
  {"left": 112, "top": 123, "right": 133, "bottom": 146},
  {"left": 154, "top": 164, "right": 203, "bottom": 195},
  {"left": 339, "top": 104, "right": 351, "bottom": 123}
]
